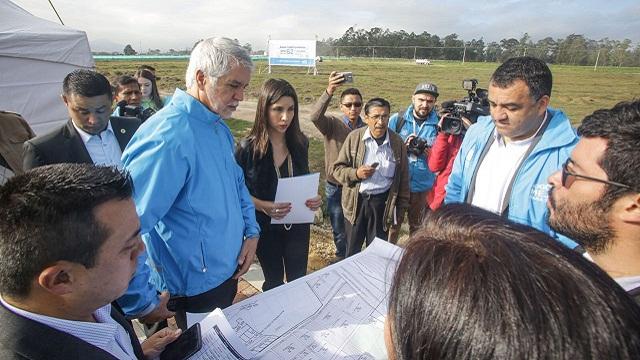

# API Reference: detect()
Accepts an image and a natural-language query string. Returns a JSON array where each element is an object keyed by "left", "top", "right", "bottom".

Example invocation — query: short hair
[
  {"left": 112, "top": 75, "right": 139, "bottom": 95},
  {"left": 340, "top": 88, "right": 362, "bottom": 101},
  {"left": 387, "top": 203, "right": 640, "bottom": 360},
  {"left": 0, "top": 164, "right": 133, "bottom": 298},
  {"left": 577, "top": 100, "right": 640, "bottom": 206},
  {"left": 185, "top": 37, "right": 253, "bottom": 89},
  {"left": 490, "top": 56, "right": 552, "bottom": 100},
  {"left": 62, "top": 69, "right": 112, "bottom": 100},
  {"left": 364, "top": 97, "right": 390, "bottom": 116}
]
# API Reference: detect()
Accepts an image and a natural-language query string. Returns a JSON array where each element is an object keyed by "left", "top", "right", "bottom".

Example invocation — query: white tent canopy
[{"left": 0, "top": 0, "right": 94, "bottom": 135}]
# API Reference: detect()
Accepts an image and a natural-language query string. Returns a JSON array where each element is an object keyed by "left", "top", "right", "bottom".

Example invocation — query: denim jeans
[{"left": 325, "top": 182, "right": 346, "bottom": 257}]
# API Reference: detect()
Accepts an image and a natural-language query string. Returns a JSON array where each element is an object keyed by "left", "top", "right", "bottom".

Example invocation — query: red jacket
[{"left": 427, "top": 132, "right": 463, "bottom": 210}]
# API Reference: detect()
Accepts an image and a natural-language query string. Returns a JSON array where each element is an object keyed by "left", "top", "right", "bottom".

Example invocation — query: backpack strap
[{"left": 395, "top": 109, "right": 406, "bottom": 133}]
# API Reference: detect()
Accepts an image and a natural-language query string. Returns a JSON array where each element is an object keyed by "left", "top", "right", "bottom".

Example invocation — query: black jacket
[
  {"left": 22, "top": 117, "right": 140, "bottom": 171},
  {"left": 235, "top": 137, "right": 309, "bottom": 228},
  {"left": 0, "top": 301, "right": 144, "bottom": 359}
]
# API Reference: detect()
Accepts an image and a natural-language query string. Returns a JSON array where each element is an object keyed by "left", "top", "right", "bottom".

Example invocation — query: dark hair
[
  {"left": 577, "top": 100, "right": 640, "bottom": 206},
  {"left": 62, "top": 69, "right": 112, "bottom": 100},
  {"left": 0, "top": 164, "right": 133, "bottom": 298},
  {"left": 364, "top": 97, "right": 390, "bottom": 115},
  {"left": 135, "top": 68, "right": 163, "bottom": 110},
  {"left": 138, "top": 64, "right": 157, "bottom": 74},
  {"left": 387, "top": 203, "right": 640, "bottom": 360},
  {"left": 246, "top": 78, "right": 307, "bottom": 160},
  {"left": 490, "top": 56, "right": 552, "bottom": 100},
  {"left": 340, "top": 87, "right": 362, "bottom": 101},
  {"left": 112, "top": 75, "right": 139, "bottom": 96}
]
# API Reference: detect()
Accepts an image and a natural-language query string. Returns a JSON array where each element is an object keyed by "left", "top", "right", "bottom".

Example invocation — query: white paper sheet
[
  {"left": 271, "top": 173, "right": 320, "bottom": 224},
  {"left": 190, "top": 308, "right": 255, "bottom": 360}
]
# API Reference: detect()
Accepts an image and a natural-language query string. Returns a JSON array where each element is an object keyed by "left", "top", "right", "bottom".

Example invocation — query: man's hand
[
  {"left": 138, "top": 291, "right": 175, "bottom": 324},
  {"left": 234, "top": 237, "right": 258, "bottom": 279},
  {"left": 356, "top": 165, "right": 377, "bottom": 181},
  {"left": 141, "top": 327, "right": 182, "bottom": 359},
  {"left": 326, "top": 71, "right": 345, "bottom": 96},
  {"left": 404, "top": 134, "right": 416, "bottom": 147}
]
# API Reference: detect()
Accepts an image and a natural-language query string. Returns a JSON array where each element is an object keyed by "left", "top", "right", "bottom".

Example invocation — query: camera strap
[{"left": 466, "top": 111, "right": 550, "bottom": 217}]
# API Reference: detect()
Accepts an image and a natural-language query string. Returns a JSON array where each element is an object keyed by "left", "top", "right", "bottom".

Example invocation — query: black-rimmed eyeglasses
[
  {"left": 561, "top": 158, "right": 631, "bottom": 189},
  {"left": 341, "top": 102, "right": 362, "bottom": 108}
]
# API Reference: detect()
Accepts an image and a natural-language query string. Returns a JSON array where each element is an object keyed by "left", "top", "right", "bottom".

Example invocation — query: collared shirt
[
  {"left": 72, "top": 121, "right": 123, "bottom": 168},
  {"left": 471, "top": 114, "right": 548, "bottom": 214},
  {"left": 342, "top": 115, "right": 364, "bottom": 130},
  {"left": 583, "top": 252, "right": 640, "bottom": 292},
  {"left": 122, "top": 88, "right": 260, "bottom": 297},
  {"left": 0, "top": 297, "right": 137, "bottom": 359},
  {"left": 359, "top": 130, "right": 395, "bottom": 195}
]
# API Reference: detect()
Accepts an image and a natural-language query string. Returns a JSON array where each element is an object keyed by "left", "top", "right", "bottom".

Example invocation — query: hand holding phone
[
  {"left": 370, "top": 162, "right": 379, "bottom": 168},
  {"left": 340, "top": 72, "right": 353, "bottom": 83},
  {"left": 160, "top": 323, "right": 202, "bottom": 360}
]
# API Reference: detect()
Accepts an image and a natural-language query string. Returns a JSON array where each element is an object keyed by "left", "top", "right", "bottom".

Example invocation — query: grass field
[{"left": 97, "top": 58, "right": 640, "bottom": 125}]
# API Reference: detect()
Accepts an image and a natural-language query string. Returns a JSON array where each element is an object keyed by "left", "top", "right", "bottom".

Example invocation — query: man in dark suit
[
  {"left": 0, "top": 164, "right": 180, "bottom": 359},
  {"left": 21, "top": 70, "right": 173, "bottom": 329},
  {"left": 23, "top": 69, "right": 140, "bottom": 170}
]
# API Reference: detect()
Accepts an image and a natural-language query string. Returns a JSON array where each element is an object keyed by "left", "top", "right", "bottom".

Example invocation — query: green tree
[{"left": 123, "top": 44, "right": 136, "bottom": 55}]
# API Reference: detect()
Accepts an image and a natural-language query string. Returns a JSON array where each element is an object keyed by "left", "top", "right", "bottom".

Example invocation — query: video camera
[
  {"left": 111, "top": 100, "right": 156, "bottom": 123},
  {"left": 440, "top": 79, "right": 489, "bottom": 136}
]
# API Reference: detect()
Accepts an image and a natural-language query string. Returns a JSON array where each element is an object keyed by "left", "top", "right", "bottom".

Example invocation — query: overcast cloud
[{"left": 10, "top": 0, "right": 640, "bottom": 52}]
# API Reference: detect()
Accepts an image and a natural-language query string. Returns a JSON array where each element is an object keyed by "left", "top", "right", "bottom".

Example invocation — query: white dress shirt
[
  {"left": 1, "top": 296, "right": 137, "bottom": 359},
  {"left": 471, "top": 115, "right": 548, "bottom": 214},
  {"left": 359, "top": 130, "right": 396, "bottom": 195},
  {"left": 72, "top": 121, "right": 123, "bottom": 168}
]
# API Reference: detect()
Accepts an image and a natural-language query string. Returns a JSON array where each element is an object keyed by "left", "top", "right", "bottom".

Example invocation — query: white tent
[{"left": 0, "top": 0, "right": 94, "bottom": 135}]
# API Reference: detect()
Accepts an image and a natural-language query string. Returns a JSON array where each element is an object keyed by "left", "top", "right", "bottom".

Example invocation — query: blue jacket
[
  {"left": 121, "top": 89, "right": 260, "bottom": 299},
  {"left": 388, "top": 106, "right": 439, "bottom": 192},
  {"left": 445, "top": 108, "right": 578, "bottom": 248}
]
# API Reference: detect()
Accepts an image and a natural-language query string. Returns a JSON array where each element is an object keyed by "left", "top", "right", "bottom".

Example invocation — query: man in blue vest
[{"left": 445, "top": 56, "right": 578, "bottom": 247}]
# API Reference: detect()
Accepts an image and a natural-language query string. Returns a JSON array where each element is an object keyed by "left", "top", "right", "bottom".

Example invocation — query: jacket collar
[
  {"left": 171, "top": 88, "right": 223, "bottom": 125},
  {"left": 476, "top": 107, "right": 577, "bottom": 154}
]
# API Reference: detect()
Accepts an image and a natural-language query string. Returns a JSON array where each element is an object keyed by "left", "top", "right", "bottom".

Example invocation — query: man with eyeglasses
[
  {"left": 388, "top": 82, "right": 440, "bottom": 242},
  {"left": 333, "top": 98, "right": 409, "bottom": 256},
  {"left": 445, "top": 56, "right": 578, "bottom": 247},
  {"left": 309, "top": 71, "right": 366, "bottom": 261},
  {"left": 548, "top": 100, "right": 640, "bottom": 301}
]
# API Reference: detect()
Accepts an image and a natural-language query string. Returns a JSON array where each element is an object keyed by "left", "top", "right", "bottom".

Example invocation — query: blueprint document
[{"left": 189, "top": 239, "right": 402, "bottom": 359}]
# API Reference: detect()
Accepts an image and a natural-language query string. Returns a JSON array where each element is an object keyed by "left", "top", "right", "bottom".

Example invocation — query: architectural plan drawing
[{"left": 222, "top": 239, "right": 402, "bottom": 359}]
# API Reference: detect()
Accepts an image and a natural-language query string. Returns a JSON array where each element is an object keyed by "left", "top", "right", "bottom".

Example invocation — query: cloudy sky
[{"left": 11, "top": 0, "right": 640, "bottom": 52}]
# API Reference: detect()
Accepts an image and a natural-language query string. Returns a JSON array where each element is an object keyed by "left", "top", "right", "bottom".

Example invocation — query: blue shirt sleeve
[
  {"left": 115, "top": 251, "right": 160, "bottom": 317},
  {"left": 117, "top": 128, "right": 189, "bottom": 316},
  {"left": 444, "top": 137, "right": 466, "bottom": 204},
  {"left": 122, "top": 133, "right": 189, "bottom": 234}
]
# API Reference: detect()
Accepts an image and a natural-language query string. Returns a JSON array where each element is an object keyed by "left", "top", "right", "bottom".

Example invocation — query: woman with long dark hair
[
  {"left": 135, "top": 68, "right": 164, "bottom": 111},
  {"left": 235, "top": 78, "right": 321, "bottom": 291}
]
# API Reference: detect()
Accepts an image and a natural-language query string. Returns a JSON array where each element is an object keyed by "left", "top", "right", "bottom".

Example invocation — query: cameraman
[
  {"left": 111, "top": 75, "right": 142, "bottom": 116},
  {"left": 388, "top": 82, "right": 439, "bottom": 240},
  {"left": 427, "top": 115, "right": 471, "bottom": 210}
]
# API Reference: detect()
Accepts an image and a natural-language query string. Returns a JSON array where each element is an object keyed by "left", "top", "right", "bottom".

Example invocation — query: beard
[{"left": 548, "top": 195, "right": 615, "bottom": 254}]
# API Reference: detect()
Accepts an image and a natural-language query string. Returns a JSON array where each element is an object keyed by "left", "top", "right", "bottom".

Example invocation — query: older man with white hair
[{"left": 122, "top": 37, "right": 260, "bottom": 330}]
